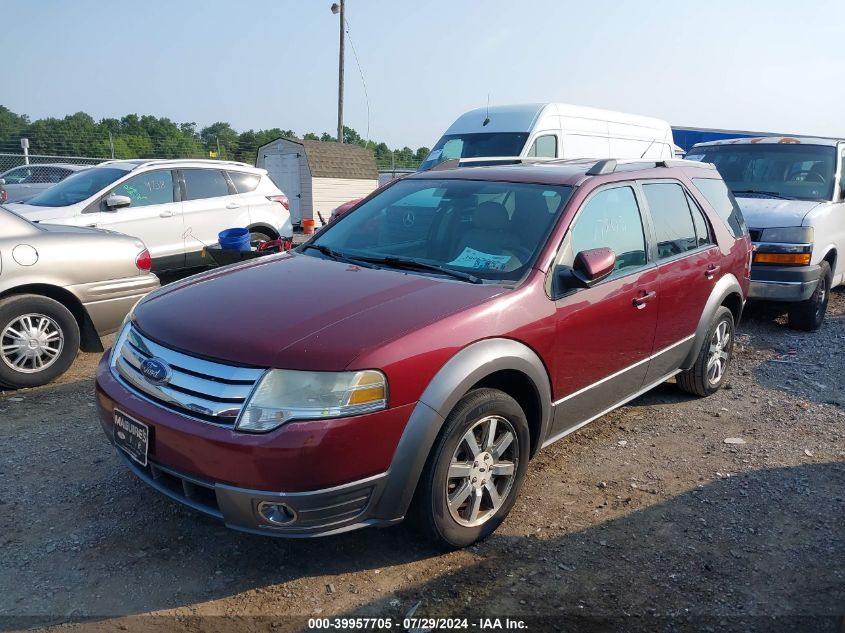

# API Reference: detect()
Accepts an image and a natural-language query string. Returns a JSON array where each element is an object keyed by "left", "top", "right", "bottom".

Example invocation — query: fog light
[{"left": 258, "top": 501, "right": 298, "bottom": 525}]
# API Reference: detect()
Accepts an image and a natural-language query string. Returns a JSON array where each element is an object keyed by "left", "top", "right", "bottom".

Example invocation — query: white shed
[{"left": 256, "top": 137, "right": 379, "bottom": 226}]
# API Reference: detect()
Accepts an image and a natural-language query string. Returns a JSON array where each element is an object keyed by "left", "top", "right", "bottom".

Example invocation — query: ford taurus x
[{"left": 95, "top": 159, "right": 751, "bottom": 547}]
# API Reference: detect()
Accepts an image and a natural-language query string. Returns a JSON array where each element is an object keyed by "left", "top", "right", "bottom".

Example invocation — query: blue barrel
[{"left": 218, "top": 228, "right": 251, "bottom": 252}]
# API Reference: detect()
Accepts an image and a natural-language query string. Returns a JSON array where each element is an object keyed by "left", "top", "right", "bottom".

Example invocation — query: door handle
[
  {"left": 226, "top": 203, "right": 240, "bottom": 209},
  {"left": 705, "top": 264, "right": 721, "bottom": 279},
  {"left": 632, "top": 290, "right": 657, "bottom": 309},
  {"left": 159, "top": 210, "right": 175, "bottom": 218},
  {"left": 86, "top": 223, "right": 100, "bottom": 228}
]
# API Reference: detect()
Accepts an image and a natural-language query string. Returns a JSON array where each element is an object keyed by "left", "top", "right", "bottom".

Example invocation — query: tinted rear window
[
  {"left": 183, "top": 169, "right": 231, "bottom": 201},
  {"left": 642, "top": 183, "right": 698, "bottom": 259},
  {"left": 228, "top": 171, "right": 261, "bottom": 193},
  {"left": 691, "top": 178, "right": 747, "bottom": 237}
]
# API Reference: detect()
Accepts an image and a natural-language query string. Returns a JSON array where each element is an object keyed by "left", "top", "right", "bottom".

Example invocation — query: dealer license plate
[{"left": 113, "top": 410, "right": 149, "bottom": 467}]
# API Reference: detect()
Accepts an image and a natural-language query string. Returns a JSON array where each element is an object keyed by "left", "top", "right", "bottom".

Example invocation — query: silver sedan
[{"left": 0, "top": 205, "right": 159, "bottom": 389}]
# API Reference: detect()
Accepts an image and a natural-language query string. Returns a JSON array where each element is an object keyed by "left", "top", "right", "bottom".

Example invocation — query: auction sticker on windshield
[
  {"left": 449, "top": 247, "right": 512, "bottom": 270},
  {"left": 113, "top": 410, "right": 149, "bottom": 466}
]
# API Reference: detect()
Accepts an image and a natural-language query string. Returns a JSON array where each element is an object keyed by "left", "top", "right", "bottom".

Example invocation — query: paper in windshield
[{"left": 449, "top": 247, "right": 512, "bottom": 271}]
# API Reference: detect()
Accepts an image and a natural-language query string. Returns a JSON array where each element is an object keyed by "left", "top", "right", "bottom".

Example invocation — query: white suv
[{"left": 7, "top": 159, "right": 293, "bottom": 271}]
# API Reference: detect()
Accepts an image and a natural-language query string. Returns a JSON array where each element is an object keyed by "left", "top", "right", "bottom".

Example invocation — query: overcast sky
[{"left": 5, "top": 0, "right": 844, "bottom": 148}]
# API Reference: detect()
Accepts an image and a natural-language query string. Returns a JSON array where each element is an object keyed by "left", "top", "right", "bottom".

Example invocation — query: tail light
[
  {"left": 136, "top": 249, "right": 152, "bottom": 271},
  {"left": 0, "top": 189, "right": 7, "bottom": 203},
  {"left": 267, "top": 194, "right": 290, "bottom": 211}
]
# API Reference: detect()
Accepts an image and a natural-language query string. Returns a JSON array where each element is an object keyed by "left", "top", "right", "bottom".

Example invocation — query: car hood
[
  {"left": 5, "top": 202, "right": 81, "bottom": 222},
  {"left": 735, "top": 197, "right": 822, "bottom": 229},
  {"left": 133, "top": 252, "right": 506, "bottom": 370}
]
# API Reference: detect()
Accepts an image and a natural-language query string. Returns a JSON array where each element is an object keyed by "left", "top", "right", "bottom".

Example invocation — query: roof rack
[
  {"left": 97, "top": 158, "right": 253, "bottom": 170},
  {"left": 585, "top": 158, "right": 716, "bottom": 175}
]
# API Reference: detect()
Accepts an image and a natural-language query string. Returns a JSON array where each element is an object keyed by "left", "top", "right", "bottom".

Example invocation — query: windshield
[
  {"left": 686, "top": 143, "right": 836, "bottom": 201},
  {"left": 418, "top": 133, "right": 529, "bottom": 171},
  {"left": 24, "top": 167, "right": 128, "bottom": 207},
  {"left": 306, "top": 178, "right": 573, "bottom": 283}
]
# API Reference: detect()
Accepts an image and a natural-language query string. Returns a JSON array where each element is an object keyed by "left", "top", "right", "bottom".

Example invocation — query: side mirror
[
  {"left": 555, "top": 247, "right": 616, "bottom": 294},
  {"left": 0, "top": 178, "right": 5, "bottom": 185},
  {"left": 104, "top": 193, "right": 131, "bottom": 211}
]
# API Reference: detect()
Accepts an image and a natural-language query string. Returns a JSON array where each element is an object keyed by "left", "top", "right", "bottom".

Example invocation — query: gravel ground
[{"left": 0, "top": 285, "right": 843, "bottom": 633}]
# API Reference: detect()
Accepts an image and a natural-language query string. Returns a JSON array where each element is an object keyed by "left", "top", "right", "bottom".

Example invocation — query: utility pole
[
  {"left": 216, "top": 135, "right": 222, "bottom": 160},
  {"left": 332, "top": 1, "right": 345, "bottom": 143},
  {"left": 20, "top": 138, "right": 29, "bottom": 165},
  {"left": 108, "top": 132, "right": 115, "bottom": 159}
]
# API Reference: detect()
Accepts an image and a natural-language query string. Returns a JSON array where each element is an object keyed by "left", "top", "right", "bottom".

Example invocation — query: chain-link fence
[{"left": 0, "top": 152, "right": 106, "bottom": 175}]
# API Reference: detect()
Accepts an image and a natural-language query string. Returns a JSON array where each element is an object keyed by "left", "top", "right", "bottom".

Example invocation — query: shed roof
[{"left": 259, "top": 137, "right": 378, "bottom": 180}]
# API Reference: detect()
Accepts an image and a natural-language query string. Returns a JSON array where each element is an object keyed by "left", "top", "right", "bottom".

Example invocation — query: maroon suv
[{"left": 96, "top": 158, "right": 751, "bottom": 547}]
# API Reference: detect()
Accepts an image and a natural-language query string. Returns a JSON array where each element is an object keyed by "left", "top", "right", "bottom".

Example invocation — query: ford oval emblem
[{"left": 140, "top": 357, "right": 172, "bottom": 385}]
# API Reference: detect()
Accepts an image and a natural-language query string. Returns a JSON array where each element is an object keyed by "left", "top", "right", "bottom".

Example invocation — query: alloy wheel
[
  {"left": 1, "top": 313, "right": 64, "bottom": 374},
  {"left": 446, "top": 415, "right": 519, "bottom": 527},
  {"left": 707, "top": 320, "right": 731, "bottom": 385}
]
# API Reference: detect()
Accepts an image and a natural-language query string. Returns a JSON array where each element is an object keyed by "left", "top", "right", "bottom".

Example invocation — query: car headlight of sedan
[{"left": 236, "top": 369, "right": 388, "bottom": 432}]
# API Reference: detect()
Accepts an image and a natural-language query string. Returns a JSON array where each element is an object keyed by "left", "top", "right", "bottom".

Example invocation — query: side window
[
  {"left": 112, "top": 170, "right": 174, "bottom": 208},
  {"left": 642, "top": 183, "right": 698, "bottom": 259},
  {"left": 527, "top": 135, "right": 557, "bottom": 158},
  {"left": 686, "top": 192, "right": 711, "bottom": 247},
  {"left": 43, "top": 167, "right": 66, "bottom": 183},
  {"left": 570, "top": 186, "right": 647, "bottom": 275},
  {"left": 183, "top": 169, "right": 231, "bottom": 201},
  {"left": 227, "top": 171, "right": 260, "bottom": 193},
  {"left": 692, "top": 178, "right": 747, "bottom": 237}
]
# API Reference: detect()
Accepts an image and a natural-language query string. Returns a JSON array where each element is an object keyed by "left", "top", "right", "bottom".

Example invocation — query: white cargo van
[{"left": 419, "top": 103, "right": 674, "bottom": 170}]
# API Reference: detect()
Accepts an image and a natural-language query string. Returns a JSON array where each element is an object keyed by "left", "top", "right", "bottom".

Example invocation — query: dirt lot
[{"left": 1, "top": 288, "right": 843, "bottom": 633}]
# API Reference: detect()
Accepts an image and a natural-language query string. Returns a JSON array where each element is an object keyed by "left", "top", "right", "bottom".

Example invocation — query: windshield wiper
[
  {"left": 353, "top": 255, "right": 483, "bottom": 284},
  {"left": 732, "top": 189, "right": 797, "bottom": 200},
  {"left": 300, "top": 244, "right": 377, "bottom": 268}
]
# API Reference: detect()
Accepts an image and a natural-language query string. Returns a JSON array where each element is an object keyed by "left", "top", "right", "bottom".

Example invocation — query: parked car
[
  {"left": 95, "top": 158, "right": 750, "bottom": 547},
  {"left": 0, "top": 205, "right": 159, "bottom": 389},
  {"left": 418, "top": 103, "right": 675, "bottom": 171},
  {"left": 687, "top": 136, "right": 844, "bottom": 330},
  {"left": 7, "top": 159, "right": 293, "bottom": 272},
  {"left": 0, "top": 163, "right": 90, "bottom": 203}
]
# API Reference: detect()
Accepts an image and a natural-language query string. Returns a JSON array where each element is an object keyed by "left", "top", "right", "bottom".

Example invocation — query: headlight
[
  {"left": 759, "top": 226, "right": 813, "bottom": 243},
  {"left": 236, "top": 369, "right": 388, "bottom": 432}
]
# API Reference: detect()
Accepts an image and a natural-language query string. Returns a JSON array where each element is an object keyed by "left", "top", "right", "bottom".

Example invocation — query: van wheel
[
  {"left": 0, "top": 295, "right": 80, "bottom": 389},
  {"left": 677, "top": 306, "right": 734, "bottom": 397},
  {"left": 414, "top": 388, "right": 530, "bottom": 548},
  {"left": 787, "top": 261, "right": 831, "bottom": 332}
]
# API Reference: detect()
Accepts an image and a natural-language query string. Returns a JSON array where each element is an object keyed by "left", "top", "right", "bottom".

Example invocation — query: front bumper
[
  {"left": 95, "top": 353, "right": 413, "bottom": 536},
  {"left": 748, "top": 263, "right": 820, "bottom": 302}
]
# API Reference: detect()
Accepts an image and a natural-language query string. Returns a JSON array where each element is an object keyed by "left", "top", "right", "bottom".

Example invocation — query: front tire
[
  {"left": 0, "top": 294, "right": 81, "bottom": 389},
  {"left": 787, "top": 261, "right": 831, "bottom": 332},
  {"left": 414, "top": 388, "right": 530, "bottom": 548},
  {"left": 677, "top": 306, "right": 735, "bottom": 397}
]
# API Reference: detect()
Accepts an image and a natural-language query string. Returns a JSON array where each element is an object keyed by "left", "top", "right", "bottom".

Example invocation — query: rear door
[
  {"left": 638, "top": 180, "right": 722, "bottom": 384},
  {"left": 179, "top": 168, "right": 248, "bottom": 257},
  {"left": 547, "top": 183, "right": 659, "bottom": 441},
  {"left": 91, "top": 169, "right": 185, "bottom": 270}
]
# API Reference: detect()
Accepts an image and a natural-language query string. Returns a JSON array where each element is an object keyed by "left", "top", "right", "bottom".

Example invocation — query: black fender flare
[
  {"left": 680, "top": 273, "right": 743, "bottom": 370},
  {"left": 370, "top": 338, "right": 552, "bottom": 521}
]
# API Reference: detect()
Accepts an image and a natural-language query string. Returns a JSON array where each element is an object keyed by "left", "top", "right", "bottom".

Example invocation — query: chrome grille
[{"left": 111, "top": 325, "right": 264, "bottom": 425}]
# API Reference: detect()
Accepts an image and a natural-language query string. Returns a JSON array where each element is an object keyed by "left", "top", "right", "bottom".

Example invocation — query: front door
[
  {"left": 547, "top": 184, "right": 659, "bottom": 442},
  {"left": 88, "top": 169, "right": 185, "bottom": 270}
]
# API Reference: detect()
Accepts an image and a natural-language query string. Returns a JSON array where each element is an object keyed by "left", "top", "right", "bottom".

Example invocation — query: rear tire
[
  {"left": 249, "top": 229, "right": 276, "bottom": 245},
  {"left": 676, "top": 306, "right": 734, "bottom": 397},
  {"left": 787, "top": 261, "right": 831, "bottom": 332},
  {"left": 0, "top": 295, "right": 80, "bottom": 389},
  {"left": 413, "top": 388, "right": 530, "bottom": 548}
]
